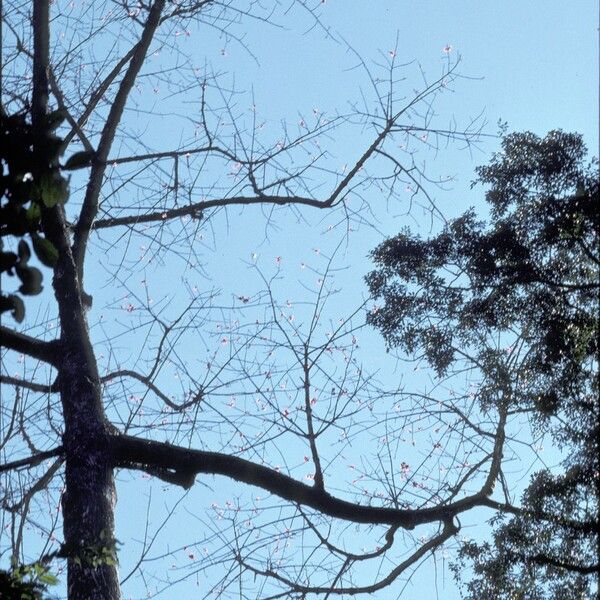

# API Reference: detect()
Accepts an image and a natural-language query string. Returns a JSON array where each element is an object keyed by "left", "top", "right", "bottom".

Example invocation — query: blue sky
[
  {"left": 1, "top": 1, "right": 598, "bottom": 598},
  {"left": 172, "top": 0, "right": 598, "bottom": 295},
  {"left": 106, "top": 3, "right": 598, "bottom": 598}
]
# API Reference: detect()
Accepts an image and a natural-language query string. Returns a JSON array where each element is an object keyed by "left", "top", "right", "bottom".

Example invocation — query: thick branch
[
  {"left": 481, "top": 497, "right": 600, "bottom": 534},
  {"left": 0, "top": 374, "right": 58, "bottom": 393},
  {"left": 111, "top": 433, "right": 501, "bottom": 530},
  {"left": 0, "top": 326, "right": 59, "bottom": 366},
  {"left": 526, "top": 554, "right": 600, "bottom": 575}
]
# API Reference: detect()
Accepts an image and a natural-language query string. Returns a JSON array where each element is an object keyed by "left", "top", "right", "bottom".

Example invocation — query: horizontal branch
[
  {"left": 0, "top": 374, "right": 59, "bottom": 394},
  {"left": 92, "top": 194, "right": 333, "bottom": 229},
  {"left": 0, "top": 326, "right": 60, "bottom": 366},
  {"left": 91, "top": 85, "right": 438, "bottom": 232},
  {"left": 111, "top": 433, "right": 500, "bottom": 530},
  {"left": 0, "top": 446, "right": 64, "bottom": 474},
  {"left": 526, "top": 553, "right": 599, "bottom": 575},
  {"left": 104, "top": 144, "right": 236, "bottom": 167},
  {"left": 481, "top": 497, "right": 600, "bottom": 534},
  {"left": 91, "top": 120, "right": 397, "bottom": 231}
]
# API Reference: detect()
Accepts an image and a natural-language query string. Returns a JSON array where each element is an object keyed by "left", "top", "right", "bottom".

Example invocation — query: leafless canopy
[{"left": 0, "top": 2, "right": 522, "bottom": 599}]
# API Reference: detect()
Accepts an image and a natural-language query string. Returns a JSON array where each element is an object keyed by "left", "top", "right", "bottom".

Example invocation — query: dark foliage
[
  {"left": 366, "top": 130, "right": 599, "bottom": 598},
  {"left": 0, "top": 563, "right": 57, "bottom": 600},
  {"left": 0, "top": 109, "right": 66, "bottom": 321}
]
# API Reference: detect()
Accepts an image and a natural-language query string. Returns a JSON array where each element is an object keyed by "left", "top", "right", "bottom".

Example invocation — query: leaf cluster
[
  {"left": 0, "top": 109, "right": 68, "bottom": 321},
  {"left": 0, "top": 562, "right": 57, "bottom": 600},
  {"left": 67, "top": 529, "right": 120, "bottom": 569},
  {"left": 366, "top": 131, "right": 598, "bottom": 417},
  {"left": 366, "top": 130, "right": 599, "bottom": 597}
]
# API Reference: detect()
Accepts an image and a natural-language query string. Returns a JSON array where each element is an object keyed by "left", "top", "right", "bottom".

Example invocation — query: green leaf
[
  {"left": 31, "top": 233, "right": 59, "bottom": 267},
  {"left": 16, "top": 264, "right": 43, "bottom": 295},
  {"left": 39, "top": 572, "right": 58, "bottom": 586},
  {"left": 0, "top": 294, "right": 25, "bottom": 322},
  {"left": 39, "top": 171, "right": 69, "bottom": 207},
  {"left": 26, "top": 202, "right": 42, "bottom": 226},
  {"left": 18, "top": 239, "right": 31, "bottom": 263},
  {"left": 64, "top": 150, "right": 94, "bottom": 171}
]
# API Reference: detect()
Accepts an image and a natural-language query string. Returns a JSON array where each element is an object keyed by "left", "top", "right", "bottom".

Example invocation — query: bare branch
[
  {"left": 101, "top": 369, "right": 202, "bottom": 412},
  {"left": 73, "top": 0, "right": 167, "bottom": 276},
  {"left": 92, "top": 194, "right": 334, "bottom": 229},
  {"left": 111, "top": 433, "right": 504, "bottom": 530},
  {"left": 0, "top": 326, "right": 59, "bottom": 366},
  {"left": 0, "top": 446, "right": 64, "bottom": 474},
  {"left": 0, "top": 374, "right": 58, "bottom": 394},
  {"left": 241, "top": 518, "right": 458, "bottom": 595}
]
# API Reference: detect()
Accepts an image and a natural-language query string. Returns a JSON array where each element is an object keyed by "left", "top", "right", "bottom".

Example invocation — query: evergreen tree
[{"left": 367, "top": 130, "right": 599, "bottom": 598}]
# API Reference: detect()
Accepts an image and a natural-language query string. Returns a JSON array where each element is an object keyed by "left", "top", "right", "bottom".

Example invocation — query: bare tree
[{"left": 0, "top": 2, "right": 504, "bottom": 599}]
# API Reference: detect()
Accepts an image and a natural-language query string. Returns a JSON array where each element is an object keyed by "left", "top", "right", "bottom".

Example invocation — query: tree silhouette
[{"left": 367, "top": 130, "right": 599, "bottom": 599}]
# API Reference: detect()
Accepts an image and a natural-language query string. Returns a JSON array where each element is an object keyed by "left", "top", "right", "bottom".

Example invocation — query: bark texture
[{"left": 32, "top": 0, "right": 120, "bottom": 596}]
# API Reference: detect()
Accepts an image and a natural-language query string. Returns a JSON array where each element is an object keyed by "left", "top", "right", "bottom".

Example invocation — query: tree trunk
[
  {"left": 50, "top": 199, "right": 120, "bottom": 600},
  {"left": 51, "top": 204, "right": 121, "bottom": 599},
  {"left": 61, "top": 411, "right": 119, "bottom": 598},
  {"left": 58, "top": 343, "right": 119, "bottom": 599},
  {"left": 32, "top": 2, "right": 120, "bottom": 596}
]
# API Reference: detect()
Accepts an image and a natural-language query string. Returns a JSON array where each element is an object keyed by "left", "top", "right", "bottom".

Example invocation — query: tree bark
[
  {"left": 32, "top": 1, "right": 120, "bottom": 597},
  {"left": 48, "top": 149, "right": 121, "bottom": 600},
  {"left": 59, "top": 345, "right": 119, "bottom": 599}
]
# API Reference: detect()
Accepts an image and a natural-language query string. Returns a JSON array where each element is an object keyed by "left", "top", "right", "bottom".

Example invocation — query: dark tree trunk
[
  {"left": 50, "top": 208, "right": 121, "bottom": 600},
  {"left": 49, "top": 164, "right": 121, "bottom": 600},
  {"left": 58, "top": 344, "right": 119, "bottom": 599},
  {"left": 32, "top": 1, "right": 120, "bottom": 597}
]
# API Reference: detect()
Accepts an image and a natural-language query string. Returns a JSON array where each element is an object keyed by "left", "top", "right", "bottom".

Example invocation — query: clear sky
[
  {"left": 2, "top": 1, "right": 598, "bottom": 598},
  {"left": 170, "top": 0, "right": 598, "bottom": 303},
  {"left": 107, "top": 3, "right": 597, "bottom": 599}
]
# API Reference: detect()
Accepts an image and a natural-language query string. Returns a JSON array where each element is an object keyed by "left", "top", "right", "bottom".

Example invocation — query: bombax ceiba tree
[{"left": 0, "top": 2, "right": 512, "bottom": 599}]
